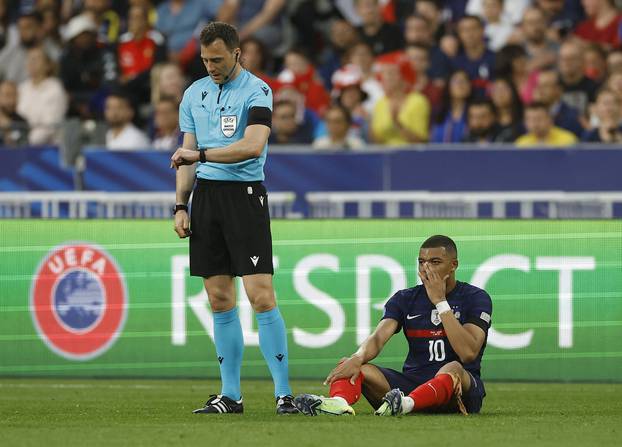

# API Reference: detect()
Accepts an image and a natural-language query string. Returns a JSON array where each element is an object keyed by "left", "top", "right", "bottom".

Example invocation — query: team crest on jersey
[
  {"left": 221, "top": 115, "right": 237, "bottom": 137},
  {"left": 430, "top": 309, "right": 442, "bottom": 326},
  {"left": 30, "top": 243, "right": 127, "bottom": 361}
]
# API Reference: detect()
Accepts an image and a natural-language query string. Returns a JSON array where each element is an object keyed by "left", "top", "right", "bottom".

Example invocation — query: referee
[{"left": 170, "top": 22, "right": 297, "bottom": 415}]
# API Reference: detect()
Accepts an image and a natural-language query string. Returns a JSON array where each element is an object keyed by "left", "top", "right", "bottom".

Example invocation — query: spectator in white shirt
[
  {"left": 481, "top": 0, "right": 515, "bottom": 51},
  {"left": 105, "top": 93, "right": 150, "bottom": 150},
  {"left": 17, "top": 46, "right": 68, "bottom": 145}
]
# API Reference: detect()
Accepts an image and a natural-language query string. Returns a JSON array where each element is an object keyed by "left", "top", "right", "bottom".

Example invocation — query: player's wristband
[
  {"left": 435, "top": 300, "right": 451, "bottom": 315},
  {"left": 198, "top": 149, "right": 206, "bottom": 163}
]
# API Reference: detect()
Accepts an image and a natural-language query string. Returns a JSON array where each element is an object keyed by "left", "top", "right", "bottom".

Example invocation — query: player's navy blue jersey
[{"left": 382, "top": 281, "right": 492, "bottom": 378}]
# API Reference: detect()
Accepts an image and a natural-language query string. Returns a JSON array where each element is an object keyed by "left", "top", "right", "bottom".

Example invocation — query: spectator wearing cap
[
  {"left": 84, "top": 0, "right": 121, "bottom": 44},
  {"left": 574, "top": 0, "right": 622, "bottom": 49},
  {"left": 240, "top": 36, "right": 278, "bottom": 91},
  {"left": 354, "top": 0, "right": 403, "bottom": 56},
  {"left": 269, "top": 99, "right": 314, "bottom": 145},
  {"left": 0, "top": 80, "right": 28, "bottom": 147},
  {"left": 17, "top": 47, "right": 68, "bottom": 145},
  {"left": 313, "top": 104, "right": 365, "bottom": 150},
  {"left": 516, "top": 101, "right": 578, "bottom": 147},
  {"left": 277, "top": 48, "right": 331, "bottom": 117},
  {"left": 558, "top": 40, "right": 600, "bottom": 118},
  {"left": 517, "top": 7, "right": 560, "bottom": 74},
  {"left": 218, "top": 0, "right": 287, "bottom": 55},
  {"left": 118, "top": 5, "right": 166, "bottom": 106},
  {"left": 533, "top": 69, "right": 584, "bottom": 136},
  {"left": 582, "top": 88, "right": 622, "bottom": 141},
  {"left": 0, "top": 11, "right": 47, "bottom": 83},
  {"left": 371, "top": 63, "right": 430, "bottom": 145},
  {"left": 104, "top": 92, "right": 150, "bottom": 150},
  {"left": 332, "top": 64, "right": 370, "bottom": 142},
  {"left": 431, "top": 69, "right": 472, "bottom": 143},
  {"left": 152, "top": 96, "right": 181, "bottom": 151},
  {"left": 60, "top": 13, "right": 118, "bottom": 119}
]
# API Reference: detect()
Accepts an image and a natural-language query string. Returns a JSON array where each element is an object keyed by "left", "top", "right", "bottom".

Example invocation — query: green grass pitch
[{"left": 1, "top": 379, "right": 621, "bottom": 447}]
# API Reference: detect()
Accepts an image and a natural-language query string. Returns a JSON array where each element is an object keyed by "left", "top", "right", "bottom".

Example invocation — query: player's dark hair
[
  {"left": 200, "top": 22, "right": 239, "bottom": 51},
  {"left": 421, "top": 235, "right": 458, "bottom": 257}
]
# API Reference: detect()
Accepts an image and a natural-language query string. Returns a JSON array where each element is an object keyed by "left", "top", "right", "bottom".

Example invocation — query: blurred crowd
[{"left": 2, "top": 0, "right": 622, "bottom": 151}]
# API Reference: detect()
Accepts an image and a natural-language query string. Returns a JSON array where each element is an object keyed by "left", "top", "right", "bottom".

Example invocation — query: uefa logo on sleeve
[{"left": 30, "top": 243, "right": 128, "bottom": 361}]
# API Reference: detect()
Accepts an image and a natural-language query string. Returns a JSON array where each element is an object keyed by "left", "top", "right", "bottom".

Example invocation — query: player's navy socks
[
  {"left": 256, "top": 307, "right": 292, "bottom": 397},
  {"left": 329, "top": 372, "right": 364, "bottom": 405},
  {"left": 213, "top": 307, "right": 243, "bottom": 400},
  {"left": 408, "top": 373, "right": 454, "bottom": 410}
]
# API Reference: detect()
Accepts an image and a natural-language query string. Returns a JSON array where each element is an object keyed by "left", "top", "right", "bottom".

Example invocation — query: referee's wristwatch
[{"left": 173, "top": 204, "right": 188, "bottom": 215}]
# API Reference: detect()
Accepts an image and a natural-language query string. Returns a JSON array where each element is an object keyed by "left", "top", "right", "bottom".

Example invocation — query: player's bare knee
[
  {"left": 437, "top": 360, "right": 463, "bottom": 376},
  {"left": 205, "top": 288, "right": 235, "bottom": 312},
  {"left": 247, "top": 287, "right": 276, "bottom": 313}
]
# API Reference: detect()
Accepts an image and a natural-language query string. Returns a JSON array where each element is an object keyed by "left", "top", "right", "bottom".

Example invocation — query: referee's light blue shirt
[{"left": 179, "top": 69, "right": 272, "bottom": 182}]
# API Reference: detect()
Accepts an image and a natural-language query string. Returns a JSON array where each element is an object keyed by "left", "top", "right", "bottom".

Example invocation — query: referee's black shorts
[{"left": 189, "top": 179, "right": 274, "bottom": 278}]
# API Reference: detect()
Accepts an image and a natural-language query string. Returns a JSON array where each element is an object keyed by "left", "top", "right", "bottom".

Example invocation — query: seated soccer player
[{"left": 294, "top": 235, "right": 493, "bottom": 416}]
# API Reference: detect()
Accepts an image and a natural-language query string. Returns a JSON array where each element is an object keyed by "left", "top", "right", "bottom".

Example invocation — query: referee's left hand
[{"left": 170, "top": 148, "right": 199, "bottom": 169}]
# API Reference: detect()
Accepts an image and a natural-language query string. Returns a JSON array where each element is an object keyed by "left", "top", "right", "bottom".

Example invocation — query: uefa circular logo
[{"left": 30, "top": 243, "right": 128, "bottom": 360}]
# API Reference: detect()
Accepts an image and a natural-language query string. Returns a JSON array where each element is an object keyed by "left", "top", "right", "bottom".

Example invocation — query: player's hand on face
[
  {"left": 170, "top": 148, "right": 200, "bottom": 169},
  {"left": 173, "top": 210, "right": 191, "bottom": 238},
  {"left": 419, "top": 264, "right": 448, "bottom": 305},
  {"left": 324, "top": 356, "right": 363, "bottom": 386}
]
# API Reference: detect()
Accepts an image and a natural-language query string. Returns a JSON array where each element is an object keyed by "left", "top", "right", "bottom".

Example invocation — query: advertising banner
[{"left": 1, "top": 220, "right": 620, "bottom": 381}]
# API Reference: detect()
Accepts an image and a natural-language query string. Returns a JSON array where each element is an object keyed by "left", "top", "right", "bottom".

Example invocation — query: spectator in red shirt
[
  {"left": 118, "top": 5, "right": 166, "bottom": 105},
  {"left": 575, "top": 0, "right": 622, "bottom": 49}
]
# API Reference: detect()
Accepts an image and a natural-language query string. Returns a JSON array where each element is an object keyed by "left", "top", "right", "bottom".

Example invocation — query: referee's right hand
[{"left": 174, "top": 210, "right": 191, "bottom": 238}]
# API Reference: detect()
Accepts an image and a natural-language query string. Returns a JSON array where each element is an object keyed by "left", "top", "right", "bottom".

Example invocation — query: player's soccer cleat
[
  {"left": 276, "top": 395, "right": 300, "bottom": 414},
  {"left": 293, "top": 394, "right": 355, "bottom": 416},
  {"left": 192, "top": 394, "right": 243, "bottom": 414},
  {"left": 374, "top": 388, "right": 405, "bottom": 416}
]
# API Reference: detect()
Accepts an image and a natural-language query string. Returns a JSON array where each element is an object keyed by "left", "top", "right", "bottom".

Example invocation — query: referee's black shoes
[
  {"left": 276, "top": 395, "right": 300, "bottom": 414},
  {"left": 193, "top": 394, "right": 243, "bottom": 414}
]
